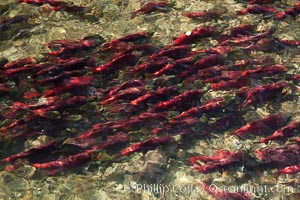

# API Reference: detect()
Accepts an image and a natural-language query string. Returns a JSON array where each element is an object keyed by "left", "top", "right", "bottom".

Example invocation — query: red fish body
[
  {"left": 200, "top": 113, "right": 241, "bottom": 135},
  {"left": 233, "top": 113, "right": 287, "bottom": 136},
  {"left": 182, "top": 11, "right": 219, "bottom": 20},
  {"left": 279, "top": 39, "right": 300, "bottom": 46},
  {"left": 241, "top": 64, "right": 286, "bottom": 78},
  {"left": 43, "top": 76, "right": 94, "bottom": 97},
  {"left": 130, "top": 56, "right": 171, "bottom": 73},
  {"left": 1, "top": 140, "right": 57, "bottom": 163},
  {"left": 120, "top": 135, "right": 172, "bottom": 156},
  {"left": 104, "top": 80, "right": 145, "bottom": 99},
  {"left": 100, "top": 87, "right": 145, "bottom": 105},
  {"left": 152, "top": 89, "right": 204, "bottom": 111},
  {"left": 130, "top": 86, "right": 177, "bottom": 106},
  {"left": 1, "top": 63, "right": 45, "bottom": 76},
  {"left": 174, "top": 26, "right": 215, "bottom": 45},
  {"left": 255, "top": 144, "right": 300, "bottom": 169},
  {"left": 260, "top": 121, "right": 300, "bottom": 143},
  {"left": 33, "top": 96, "right": 88, "bottom": 116},
  {"left": 106, "top": 31, "right": 149, "bottom": 49},
  {"left": 35, "top": 70, "right": 86, "bottom": 85},
  {"left": 36, "top": 57, "right": 87, "bottom": 76},
  {"left": 211, "top": 78, "right": 250, "bottom": 90},
  {"left": 237, "top": 5, "right": 276, "bottom": 15},
  {"left": 50, "top": 40, "right": 95, "bottom": 56},
  {"left": 18, "top": 0, "right": 64, "bottom": 7},
  {"left": 2, "top": 57, "right": 35, "bottom": 69},
  {"left": 196, "top": 65, "right": 229, "bottom": 79},
  {"left": 153, "top": 55, "right": 197, "bottom": 76},
  {"left": 149, "top": 45, "right": 191, "bottom": 59},
  {"left": 233, "top": 56, "right": 274, "bottom": 69},
  {"left": 237, "top": 81, "right": 288, "bottom": 108},
  {"left": 196, "top": 45, "right": 232, "bottom": 55},
  {"left": 33, "top": 133, "right": 129, "bottom": 174},
  {"left": 172, "top": 97, "right": 225, "bottom": 121},
  {"left": 131, "top": 2, "right": 171, "bottom": 18},
  {"left": 275, "top": 2, "right": 300, "bottom": 19},
  {"left": 51, "top": 5, "right": 85, "bottom": 12},
  {"left": 94, "top": 53, "right": 136, "bottom": 73},
  {"left": 229, "top": 24, "right": 254, "bottom": 37},
  {"left": 279, "top": 164, "right": 300, "bottom": 174},
  {"left": 220, "top": 28, "right": 274, "bottom": 46},
  {"left": 179, "top": 54, "right": 224, "bottom": 78},
  {"left": 190, "top": 150, "right": 243, "bottom": 173},
  {"left": 18, "top": 0, "right": 85, "bottom": 12},
  {"left": 248, "top": 0, "right": 275, "bottom": 4}
]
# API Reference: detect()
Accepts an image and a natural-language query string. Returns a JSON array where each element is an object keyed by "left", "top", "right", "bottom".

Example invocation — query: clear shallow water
[{"left": 0, "top": 0, "right": 300, "bottom": 199}]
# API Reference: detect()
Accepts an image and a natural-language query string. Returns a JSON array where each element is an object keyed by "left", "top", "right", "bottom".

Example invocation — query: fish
[
  {"left": 47, "top": 35, "right": 102, "bottom": 56},
  {"left": 179, "top": 54, "right": 224, "bottom": 78},
  {"left": 275, "top": 2, "right": 300, "bottom": 19},
  {"left": 237, "top": 81, "right": 288, "bottom": 108},
  {"left": 278, "top": 39, "right": 300, "bottom": 46},
  {"left": 151, "top": 89, "right": 204, "bottom": 112},
  {"left": 248, "top": 0, "right": 275, "bottom": 4},
  {"left": 32, "top": 96, "right": 89, "bottom": 116},
  {"left": 149, "top": 45, "right": 191, "bottom": 59},
  {"left": 105, "top": 31, "right": 149, "bottom": 49},
  {"left": 1, "top": 57, "right": 35, "bottom": 69},
  {"left": 182, "top": 11, "right": 220, "bottom": 20},
  {"left": 131, "top": 2, "right": 172, "bottom": 18},
  {"left": 240, "top": 64, "right": 286, "bottom": 78},
  {"left": 1, "top": 9, "right": 298, "bottom": 182},
  {"left": 42, "top": 76, "right": 94, "bottom": 97},
  {"left": 237, "top": 5, "right": 276, "bottom": 15},
  {"left": 51, "top": 4, "right": 85, "bottom": 12},
  {"left": 1, "top": 63, "right": 45, "bottom": 76},
  {"left": 0, "top": 15, "right": 29, "bottom": 31},
  {"left": 153, "top": 55, "right": 198, "bottom": 76},
  {"left": 17, "top": 0, "right": 85, "bottom": 13},
  {"left": 190, "top": 150, "right": 243, "bottom": 173},
  {"left": 103, "top": 80, "right": 145, "bottom": 99},
  {"left": 32, "top": 133, "right": 129, "bottom": 174},
  {"left": 0, "top": 83, "right": 11, "bottom": 93},
  {"left": 232, "top": 113, "right": 288, "bottom": 136},
  {"left": 218, "top": 24, "right": 255, "bottom": 43},
  {"left": 187, "top": 65, "right": 229, "bottom": 83},
  {"left": 171, "top": 97, "right": 226, "bottom": 121},
  {"left": 0, "top": 115, "right": 35, "bottom": 132},
  {"left": 36, "top": 57, "right": 87, "bottom": 76},
  {"left": 260, "top": 121, "right": 300, "bottom": 143},
  {"left": 195, "top": 45, "right": 232, "bottom": 55},
  {"left": 210, "top": 78, "right": 250, "bottom": 91},
  {"left": 279, "top": 164, "right": 300, "bottom": 174},
  {"left": 200, "top": 113, "right": 241, "bottom": 136},
  {"left": 100, "top": 87, "right": 145, "bottom": 105},
  {"left": 17, "top": 0, "right": 64, "bottom": 7},
  {"left": 233, "top": 56, "right": 274, "bottom": 69},
  {"left": 129, "top": 56, "right": 171, "bottom": 73},
  {"left": 120, "top": 135, "right": 173, "bottom": 156},
  {"left": 93, "top": 53, "right": 136, "bottom": 73},
  {"left": 32, "top": 151, "right": 92, "bottom": 175},
  {"left": 34, "top": 69, "right": 86, "bottom": 85},
  {"left": 130, "top": 86, "right": 177, "bottom": 106},
  {"left": 219, "top": 28, "right": 275, "bottom": 46},
  {"left": 255, "top": 144, "right": 300, "bottom": 168},
  {"left": 174, "top": 26, "right": 215, "bottom": 45},
  {"left": 1, "top": 140, "right": 58, "bottom": 163}
]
